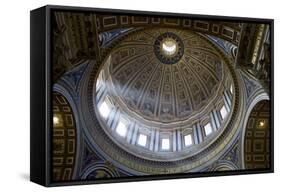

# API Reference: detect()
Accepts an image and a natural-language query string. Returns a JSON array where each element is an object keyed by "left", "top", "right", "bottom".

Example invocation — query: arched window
[
  {"left": 220, "top": 105, "right": 228, "bottom": 120},
  {"left": 137, "top": 133, "right": 147, "bottom": 147},
  {"left": 184, "top": 134, "right": 193, "bottom": 146},
  {"left": 161, "top": 138, "right": 170, "bottom": 150},
  {"left": 98, "top": 97, "right": 112, "bottom": 119},
  {"left": 116, "top": 118, "right": 128, "bottom": 137},
  {"left": 204, "top": 123, "right": 213, "bottom": 136}
]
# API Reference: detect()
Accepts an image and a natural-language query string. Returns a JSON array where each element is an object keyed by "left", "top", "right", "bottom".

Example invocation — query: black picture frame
[{"left": 30, "top": 5, "right": 274, "bottom": 187}]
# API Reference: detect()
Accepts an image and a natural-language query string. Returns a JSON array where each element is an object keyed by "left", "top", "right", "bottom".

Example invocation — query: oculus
[{"left": 154, "top": 32, "right": 184, "bottom": 64}]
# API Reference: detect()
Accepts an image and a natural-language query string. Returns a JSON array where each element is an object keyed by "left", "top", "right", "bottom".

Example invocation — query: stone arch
[
  {"left": 242, "top": 100, "right": 271, "bottom": 169},
  {"left": 52, "top": 91, "right": 77, "bottom": 181}
]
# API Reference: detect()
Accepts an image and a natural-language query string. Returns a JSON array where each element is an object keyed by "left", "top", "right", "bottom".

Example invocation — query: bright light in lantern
[{"left": 162, "top": 39, "right": 177, "bottom": 55}]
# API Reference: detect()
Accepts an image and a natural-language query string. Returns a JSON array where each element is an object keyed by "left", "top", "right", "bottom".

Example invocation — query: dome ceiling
[
  {"left": 86, "top": 26, "right": 239, "bottom": 172},
  {"left": 105, "top": 28, "right": 223, "bottom": 123},
  {"left": 92, "top": 27, "right": 236, "bottom": 163}
]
